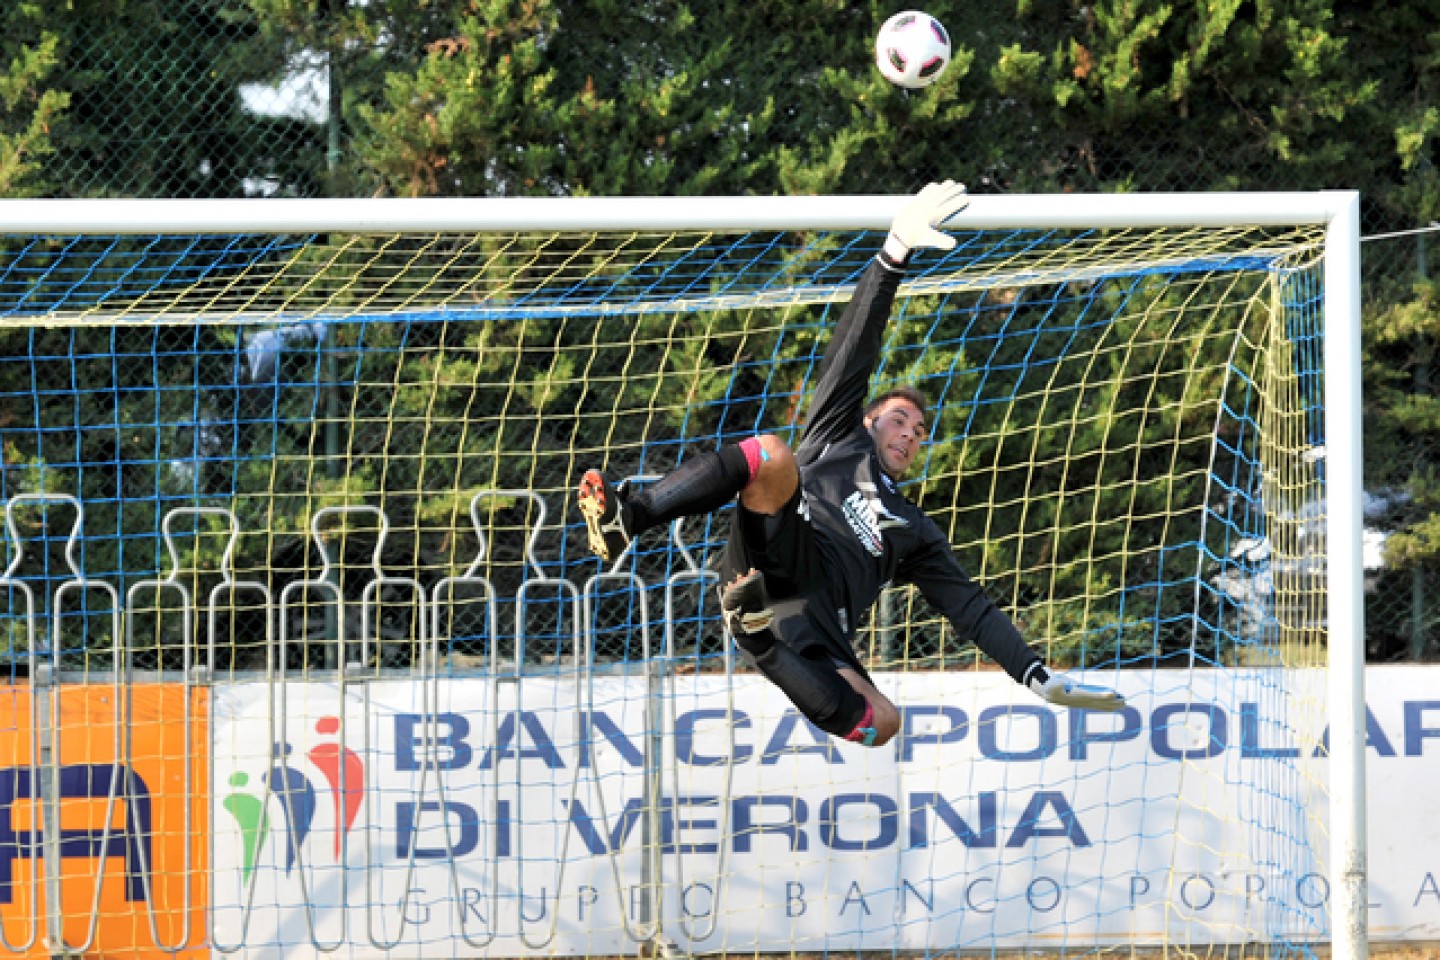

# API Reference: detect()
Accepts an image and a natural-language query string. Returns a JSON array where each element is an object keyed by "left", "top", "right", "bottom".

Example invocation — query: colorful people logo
[
  {"left": 309, "top": 715, "right": 365, "bottom": 857},
  {"left": 222, "top": 716, "right": 364, "bottom": 883}
]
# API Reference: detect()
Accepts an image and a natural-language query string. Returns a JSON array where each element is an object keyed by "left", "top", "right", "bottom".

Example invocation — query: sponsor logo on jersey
[{"left": 842, "top": 484, "right": 908, "bottom": 557}]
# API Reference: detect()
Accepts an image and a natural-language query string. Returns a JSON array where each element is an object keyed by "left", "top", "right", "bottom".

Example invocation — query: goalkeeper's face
[{"left": 864, "top": 397, "right": 927, "bottom": 478}]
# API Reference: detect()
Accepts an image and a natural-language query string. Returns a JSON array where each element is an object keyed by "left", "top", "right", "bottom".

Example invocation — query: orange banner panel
[{"left": 0, "top": 684, "right": 209, "bottom": 959}]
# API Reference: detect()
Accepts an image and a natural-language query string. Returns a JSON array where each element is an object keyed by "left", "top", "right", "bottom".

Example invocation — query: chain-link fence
[{"left": 6, "top": 0, "right": 1437, "bottom": 660}]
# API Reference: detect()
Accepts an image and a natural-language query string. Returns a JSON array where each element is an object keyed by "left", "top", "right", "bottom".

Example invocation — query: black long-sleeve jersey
[{"left": 739, "top": 253, "right": 1041, "bottom": 684}]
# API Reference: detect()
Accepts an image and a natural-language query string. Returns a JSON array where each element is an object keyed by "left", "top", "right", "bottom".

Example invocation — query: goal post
[
  {"left": 1322, "top": 192, "right": 1367, "bottom": 960},
  {"left": 0, "top": 189, "right": 1366, "bottom": 959}
]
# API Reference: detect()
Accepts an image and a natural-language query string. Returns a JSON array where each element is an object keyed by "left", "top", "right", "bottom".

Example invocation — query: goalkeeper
[{"left": 577, "top": 181, "right": 1124, "bottom": 747}]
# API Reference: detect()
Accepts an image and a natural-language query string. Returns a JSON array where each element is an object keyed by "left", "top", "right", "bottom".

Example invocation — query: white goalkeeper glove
[
  {"left": 883, "top": 179, "right": 971, "bottom": 262},
  {"left": 1025, "top": 663, "right": 1126, "bottom": 712}
]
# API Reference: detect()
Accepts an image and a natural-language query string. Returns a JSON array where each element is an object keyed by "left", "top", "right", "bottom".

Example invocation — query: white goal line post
[{"left": 0, "top": 188, "right": 1367, "bottom": 957}]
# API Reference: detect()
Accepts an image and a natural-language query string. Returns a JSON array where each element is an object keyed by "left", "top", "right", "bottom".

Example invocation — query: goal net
[{"left": 0, "top": 192, "right": 1364, "bottom": 959}]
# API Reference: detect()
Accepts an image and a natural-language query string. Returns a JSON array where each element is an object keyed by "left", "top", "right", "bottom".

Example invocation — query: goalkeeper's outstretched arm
[{"left": 904, "top": 516, "right": 1126, "bottom": 713}]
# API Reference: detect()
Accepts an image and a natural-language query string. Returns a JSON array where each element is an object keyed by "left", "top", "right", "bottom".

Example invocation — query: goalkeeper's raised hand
[
  {"left": 883, "top": 179, "right": 971, "bottom": 262},
  {"left": 1026, "top": 664, "right": 1126, "bottom": 712}
]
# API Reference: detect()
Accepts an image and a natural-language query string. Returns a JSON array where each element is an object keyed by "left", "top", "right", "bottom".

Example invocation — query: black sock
[
  {"left": 738, "top": 631, "right": 868, "bottom": 738},
  {"left": 627, "top": 444, "right": 751, "bottom": 533}
]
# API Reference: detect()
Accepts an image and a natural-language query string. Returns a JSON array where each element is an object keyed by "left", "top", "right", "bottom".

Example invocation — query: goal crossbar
[{"left": 0, "top": 190, "right": 1357, "bottom": 234}]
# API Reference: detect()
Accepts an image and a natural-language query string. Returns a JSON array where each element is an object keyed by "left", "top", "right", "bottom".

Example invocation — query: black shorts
[
  {"left": 720, "top": 488, "right": 867, "bottom": 676},
  {"left": 722, "top": 485, "right": 824, "bottom": 599}
]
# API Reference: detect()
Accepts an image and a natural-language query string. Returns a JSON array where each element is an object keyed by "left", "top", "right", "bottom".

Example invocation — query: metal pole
[
  {"left": 1324, "top": 192, "right": 1369, "bottom": 960},
  {"left": 325, "top": 0, "right": 345, "bottom": 180},
  {"left": 0, "top": 191, "right": 1353, "bottom": 236},
  {"left": 1413, "top": 232, "right": 1429, "bottom": 661},
  {"left": 36, "top": 663, "right": 61, "bottom": 953},
  {"left": 322, "top": 8, "right": 344, "bottom": 657}
]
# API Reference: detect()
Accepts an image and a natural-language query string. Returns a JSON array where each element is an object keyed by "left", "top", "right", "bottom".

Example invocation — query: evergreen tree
[{"left": 0, "top": 3, "right": 68, "bottom": 197}]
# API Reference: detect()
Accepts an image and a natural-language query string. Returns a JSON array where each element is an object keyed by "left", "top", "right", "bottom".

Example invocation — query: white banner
[{"left": 209, "top": 666, "right": 1440, "bottom": 957}]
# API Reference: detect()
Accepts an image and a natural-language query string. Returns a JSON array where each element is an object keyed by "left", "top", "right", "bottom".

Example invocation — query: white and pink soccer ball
[{"left": 874, "top": 10, "right": 952, "bottom": 89}]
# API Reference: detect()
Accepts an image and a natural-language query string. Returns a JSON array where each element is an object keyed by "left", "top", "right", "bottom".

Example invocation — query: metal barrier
[{"left": 0, "top": 489, "right": 728, "bottom": 954}]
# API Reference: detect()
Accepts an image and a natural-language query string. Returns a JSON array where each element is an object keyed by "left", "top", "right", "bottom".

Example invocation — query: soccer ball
[{"left": 874, "top": 11, "right": 952, "bottom": 89}]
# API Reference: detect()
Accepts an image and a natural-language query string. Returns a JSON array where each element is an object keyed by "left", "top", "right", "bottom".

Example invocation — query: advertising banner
[
  {"left": 0, "top": 684, "right": 208, "bottom": 959},
  {"left": 206, "top": 666, "right": 1440, "bottom": 957}
]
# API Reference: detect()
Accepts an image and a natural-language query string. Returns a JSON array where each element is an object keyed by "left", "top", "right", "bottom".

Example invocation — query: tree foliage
[{"left": 0, "top": 3, "right": 67, "bottom": 197}]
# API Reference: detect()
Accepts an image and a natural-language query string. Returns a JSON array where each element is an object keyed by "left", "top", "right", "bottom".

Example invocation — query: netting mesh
[
  {"left": 0, "top": 225, "right": 1322, "bottom": 323},
  {"left": 0, "top": 218, "right": 1349, "bottom": 956},
  {"left": 1, "top": 224, "right": 1326, "bottom": 677}
]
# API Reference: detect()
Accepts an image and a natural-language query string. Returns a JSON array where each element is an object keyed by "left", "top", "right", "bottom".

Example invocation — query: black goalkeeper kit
[{"left": 719, "top": 253, "right": 1041, "bottom": 686}]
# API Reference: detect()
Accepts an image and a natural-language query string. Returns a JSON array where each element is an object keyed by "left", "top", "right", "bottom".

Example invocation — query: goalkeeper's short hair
[{"left": 863, "top": 385, "right": 932, "bottom": 433}]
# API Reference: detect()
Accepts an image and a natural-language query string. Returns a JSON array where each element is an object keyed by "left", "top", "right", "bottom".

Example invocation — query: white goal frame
[{"left": 0, "top": 189, "right": 1366, "bottom": 960}]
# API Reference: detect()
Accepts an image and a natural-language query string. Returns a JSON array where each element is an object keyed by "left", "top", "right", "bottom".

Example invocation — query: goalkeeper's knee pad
[
  {"left": 748, "top": 642, "right": 869, "bottom": 739},
  {"left": 805, "top": 682, "right": 871, "bottom": 740}
]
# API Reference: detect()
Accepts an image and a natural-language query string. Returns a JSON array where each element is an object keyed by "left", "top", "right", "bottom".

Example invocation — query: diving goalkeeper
[{"left": 577, "top": 180, "right": 1124, "bottom": 747}]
